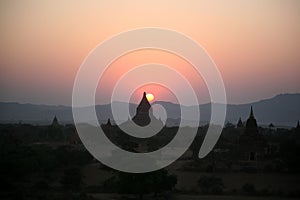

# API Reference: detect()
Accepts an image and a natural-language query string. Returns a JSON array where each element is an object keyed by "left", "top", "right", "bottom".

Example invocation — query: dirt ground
[
  {"left": 175, "top": 171, "right": 300, "bottom": 193},
  {"left": 90, "top": 193, "right": 299, "bottom": 200},
  {"left": 83, "top": 161, "right": 300, "bottom": 194}
]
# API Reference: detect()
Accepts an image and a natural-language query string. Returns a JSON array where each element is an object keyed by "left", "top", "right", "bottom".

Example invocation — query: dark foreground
[{"left": 0, "top": 123, "right": 300, "bottom": 200}]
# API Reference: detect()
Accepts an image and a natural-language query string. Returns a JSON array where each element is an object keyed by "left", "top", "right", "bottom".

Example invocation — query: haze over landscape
[{"left": 1, "top": 93, "right": 299, "bottom": 127}]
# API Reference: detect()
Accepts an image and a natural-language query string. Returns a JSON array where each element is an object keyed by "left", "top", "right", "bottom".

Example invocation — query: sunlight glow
[{"left": 146, "top": 93, "right": 155, "bottom": 102}]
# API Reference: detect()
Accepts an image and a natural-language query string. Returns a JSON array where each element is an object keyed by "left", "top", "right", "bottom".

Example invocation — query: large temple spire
[
  {"left": 249, "top": 106, "right": 254, "bottom": 118},
  {"left": 132, "top": 92, "right": 152, "bottom": 126}
]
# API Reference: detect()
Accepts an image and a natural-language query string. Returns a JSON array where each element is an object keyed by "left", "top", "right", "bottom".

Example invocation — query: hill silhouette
[{"left": 0, "top": 93, "right": 299, "bottom": 127}]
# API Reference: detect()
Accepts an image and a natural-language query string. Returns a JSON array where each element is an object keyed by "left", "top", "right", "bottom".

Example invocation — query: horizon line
[{"left": 0, "top": 92, "right": 299, "bottom": 108}]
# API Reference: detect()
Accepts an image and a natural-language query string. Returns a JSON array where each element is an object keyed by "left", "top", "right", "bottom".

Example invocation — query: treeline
[{"left": 0, "top": 132, "right": 93, "bottom": 200}]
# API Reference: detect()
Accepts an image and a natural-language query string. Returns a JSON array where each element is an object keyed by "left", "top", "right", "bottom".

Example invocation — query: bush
[
  {"left": 242, "top": 183, "right": 256, "bottom": 196},
  {"left": 33, "top": 180, "right": 50, "bottom": 191},
  {"left": 197, "top": 175, "right": 224, "bottom": 195},
  {"left": 259, "top": 187, "right": 270, "bottom": 196},
  {"left": 60, "top": 167, "right": 83, "bottom": 191},
  {"left": 103, "top": 169, "right": 177, "bottom": 200},
  {"left": 241, "top": 166, "right": 257, "bottom": 173}
]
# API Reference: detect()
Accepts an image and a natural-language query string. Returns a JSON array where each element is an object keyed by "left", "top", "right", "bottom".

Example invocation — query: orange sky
[{"left": 0, "top": 0, "right": 299, "bottom": 105}]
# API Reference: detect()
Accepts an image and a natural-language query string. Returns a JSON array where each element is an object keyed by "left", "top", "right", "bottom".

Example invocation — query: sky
[{"left": 0, "top": 0, "right": 299, "bottom": 105}]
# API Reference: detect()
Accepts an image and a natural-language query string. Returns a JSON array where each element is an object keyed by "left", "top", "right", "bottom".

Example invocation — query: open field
[
  {"left": 175, "top": 171, "right": 300, "bottom": 193},
  {"left": 83, "top": 161, "right": 300, "bottom": 197},
  {"left": 173, "top": 195, "right": 300, "bottom": 200},
  {"left": 89, "top": 193, "right": 299, "bottom": 200}
]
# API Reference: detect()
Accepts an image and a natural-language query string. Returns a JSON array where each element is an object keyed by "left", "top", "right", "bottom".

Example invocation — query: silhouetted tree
[
  {"left": 242, "top": 183, "right": 257, "bottom": 196},
  {"left": 198, "top": 175, "right": 224, "bottom": 195},
  {"left": 60, "top": 167, "right": 83, "bottom": 191},
  {"left": 280, "top": 139, "right": 300, "bottom": 172},
  {"left": 108, "top": 169, "right": 177, "bottom": 200}
]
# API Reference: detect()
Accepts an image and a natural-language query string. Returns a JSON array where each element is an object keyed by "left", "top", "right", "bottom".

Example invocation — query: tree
[
  {"left": 60, "top": 167, "right": 83, "bottom": 191},
  {"left": 242, "top": 183, "right": 256, "bottom": 196},
  {"left": 198, "top": 175, "right": 224, "bottom": 195},
  {"left": 280, "top": 139, "right": 300, "bottom": 172},
  {"left": 150, "top": 169, "right": 177, "bottom": 199},
  {"left": 110, "top": 169, "right": 177, "bottom": 200}
]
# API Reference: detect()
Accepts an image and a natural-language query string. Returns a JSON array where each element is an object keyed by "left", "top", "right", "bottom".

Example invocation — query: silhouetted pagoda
[
  {"left": 238, "top": 106, "right": 267, "bottom": 161},
  {"left": 295, "top": 120, "right": 300, "bottom": 134},
  {"left": 244, "top": 106, "right": 258, "bottom": 136},
  {"left": 106, "top": 118, "right": 112, "bottom": 126},
  {"left": 51, "top": 115, "right": 59, "bottom": 126},
  {"left": 108, "top": 92, "right": 163, "bottom": 152},
  {"left": 108, "top": 92, "right": 163, "bottom": 130},
  {"left": 132, "top": 92, "right": 152, "bottom": 126},
  {"left": 237, "top": 117, "right": 244, "bottom": 128}
]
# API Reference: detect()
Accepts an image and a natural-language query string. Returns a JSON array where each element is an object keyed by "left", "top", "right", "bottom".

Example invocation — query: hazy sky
[{"left": 0, "top": 0, "right": 299, "bottom": 105}]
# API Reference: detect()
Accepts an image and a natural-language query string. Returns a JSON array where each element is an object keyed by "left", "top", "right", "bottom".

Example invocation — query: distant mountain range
[{"left": 0, "top": 93, "right": 299, "bottom": 127}]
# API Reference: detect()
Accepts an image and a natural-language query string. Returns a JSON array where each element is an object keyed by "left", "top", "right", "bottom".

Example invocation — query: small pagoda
[{"left": 238, "top": 106, "right": 267, "bottom": 161}]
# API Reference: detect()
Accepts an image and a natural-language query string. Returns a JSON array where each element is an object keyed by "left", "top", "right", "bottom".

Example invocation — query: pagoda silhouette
[
  {"left": 113, "top": 92, "right": 163, "bottom": 152},
  {"left": 132, "top": 92, "right": 152, "bottom": 126},
  {"left": 237, "top": 117, "right": 244, "bottom": 128},
  {"left": 51, "top": 115, "right": 59, "bottom": 127},
  {"left": 118, "top": 91, "right": 163, "bottom": 130},
  {"left": 238, "top": 106, "right": 268, "bottom": 161}
]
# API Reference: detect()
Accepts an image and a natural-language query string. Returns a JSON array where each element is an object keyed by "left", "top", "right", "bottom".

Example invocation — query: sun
[{"left": 146, "top": 93, "right": 155, "bottom": 102}]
